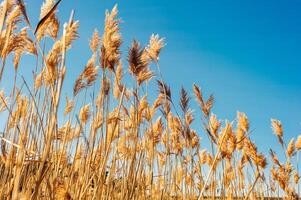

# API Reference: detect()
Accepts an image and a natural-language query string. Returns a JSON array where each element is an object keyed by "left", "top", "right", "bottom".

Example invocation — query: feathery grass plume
[
  {"left": 90, "top": 28, "right": 100, "bottom": 53},
  {"left": 40, "top": 0, "right": 55, "bottom": 20},
  {"left": 0, "top": 1, "right": 9, "bottom": 32},
  {"left": 79, "top": 104, "right": 91, "bottom": 124},
  {"left": 13, "top": 27, "right": 37, "bottom": 69},
  {"left": 5, "top": 4, "right": 22, "bottom": 27},
  {"left": 296, "top": 135, "right": 301, "bottom": 151},
  {"left": 193, "top": 84, "right": 214, "bottom": 117},
  {"left": 44, "top": 41, "right": 61, "bottom": 84},
  {"left": 270, "top": 163, "right": 294, "bottom": 197},
  {"left": 294, "top": 171, "right": 300, "bottom": 184},
  {"left": 143, "top": 34, "right": 165, "bottom": 63},
  {"left": 73, "top": 76, "right": 84, "bottom": 96},
  {"left": 36, "top": 0, "right": 60, "bottom": 40},
  {"left": 236, "top": 112, "right": 249, "bottom": 150},
  {"left": 185, "top": 109, "right": 194, "bottom": 125},
  {"left": 73, "top": 54, "right": 98, "bottom": 96},
  {"left": 193, "top": 84, "right": 204, "bottom": 109},
  {"left": 45, "top": 20, "right": 78, "bottom": 85},
  {"left": 286, "top": 138, "right": 295, "bottom": 158},
  {"left": 271, "top": 119, "right": 284, "bottom": 146},
  {"left": 269, "top": 149, "right": 281, "bottom": 166},
  {"left": 1, "top": 27, "right": 35, "bottom": 59},
  {"left": 64, "top": 19, "right": 79, "bottom": 48},
  {"left": 128, "top": 40, "right": 146, "bottom": 76},
  {"left": 137, "top": 68, "right": 154, "bottom": 86},
  {"left": 180, "top": 87, "right": 190, "bottom": 113},
  {"left": 81, "top": 56, "right": 98, "bottom": 85},
  {"left": 64, "top": 96, "right": 74, "bottom": 116},
  {"left": 237, "top": 112, "right": 249, "bottom": 133},
  {"left": 139, "top": 95, "right": 148, "bottom": 112},
  {"left": 36, "top": 0, "right": 60, "bottom": 41},
  {"left": 127, "top": 40, "right": 155, "bottom": 85},
  {"left": 57, "top": 120, "right": 72, "bottom": 140},
  {"left": 205, "top": 95, "right": 214, "bottom": 115},
  {"left": 101, "top": 4, "right": 121, "bottom": 71},
  {"left": 209, "top": 114, "right": 220, "bottom": 138},
  {"left": 270, "top": 155, "right": 298, "bottom": 198},
  {"left": 199, "top": 149, "right": 207, "bottom": 164},
  {"left": 243, "top": 138, "right": 267, "bottom": 169},
  {"left": 190, "top": 130, "right": 199, "bottom": 148},
  {"left": 157, "top": 80, "right": 171, "bottom": 102},
  {"left": 0, "top": 0, "right": 13, "bottom": 14},
  {"left": 16, "top": 0, "right": 31, "bottom": 27}
]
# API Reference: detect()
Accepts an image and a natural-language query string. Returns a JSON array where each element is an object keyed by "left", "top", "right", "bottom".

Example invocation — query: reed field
[{"left": 0, "top": 0, "right": 300, "bottom": 199}]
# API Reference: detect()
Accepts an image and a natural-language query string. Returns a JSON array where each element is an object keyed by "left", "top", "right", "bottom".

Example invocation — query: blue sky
[{"left": 1, "top": 0, "right": 301, "bottom": 155}]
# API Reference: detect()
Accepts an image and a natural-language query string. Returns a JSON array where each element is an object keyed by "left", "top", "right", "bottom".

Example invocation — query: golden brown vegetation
[{"left": 0, "top": 0, "right": 300, "bottom": 199}]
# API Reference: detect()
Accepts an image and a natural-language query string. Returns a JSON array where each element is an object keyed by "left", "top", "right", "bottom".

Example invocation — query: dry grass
[{"left": 0, "top": 0, "right": 300, "bottom": 199}]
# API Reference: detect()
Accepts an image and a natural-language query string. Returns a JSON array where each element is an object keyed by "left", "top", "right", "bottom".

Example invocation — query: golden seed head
[
  {"left": 271, "top": 119, "right": 283, "bottom": 137},
  {"left": 286, "top": 138, "right": 295, "bottom": 158},
  {"left": 79, "top": 104, "right": 91, "bottom": 124}
]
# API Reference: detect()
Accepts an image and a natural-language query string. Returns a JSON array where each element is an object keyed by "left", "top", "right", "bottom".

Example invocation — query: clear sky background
[{"left": 1, "top": 0, "right": 301, "bottom": 155}]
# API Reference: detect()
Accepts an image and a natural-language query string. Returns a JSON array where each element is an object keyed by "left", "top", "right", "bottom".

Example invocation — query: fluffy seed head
[
  {"left": 271, "top": 119, "right": 284, "bottom": 146},
  {"left": 144, "top": 34, "right": 165, "bottom": 63},
  {"left": 90, "top": 29, "right": 100, "bottom": 53},
  {"left": 101, "top": 4, "right": 122, "bottom": 71},
  {"left": 79, "top": 104, "right": 91, "bottom": 124},
  {"left": 286, "top": 138, "right": 295, "bottom": 158},
  {"left": 271, "top": 119, "right": 283, "bottom": 137}
]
